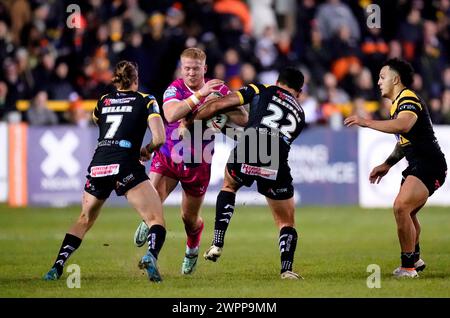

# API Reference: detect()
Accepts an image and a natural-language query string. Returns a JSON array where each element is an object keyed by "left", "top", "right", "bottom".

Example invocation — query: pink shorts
[{"left": 150, "top": 151, "right": 211, "bottom": 197}]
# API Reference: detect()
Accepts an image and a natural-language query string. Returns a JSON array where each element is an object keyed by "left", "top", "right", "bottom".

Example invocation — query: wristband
[
  {"left": 190, "top": 94, "right": 200, "bottom": 105},
  {"left": 183, "top": 99, "right": 192, "bottom": 110},
  {"left": 194, "top": 91, "right": 202, "bottom": 100}
]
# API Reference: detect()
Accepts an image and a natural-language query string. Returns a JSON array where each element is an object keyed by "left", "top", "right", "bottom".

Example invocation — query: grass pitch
[{"left": 0, "top": 204, "right": 449, "bottom": 298}]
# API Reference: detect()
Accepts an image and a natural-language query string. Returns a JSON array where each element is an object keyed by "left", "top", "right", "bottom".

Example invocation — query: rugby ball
[
  {"left": 204, "top": 91, "right": 228, "bottom": 132},
  {"left": 206, "top": 113, "right": 228, "bottom": 132}
]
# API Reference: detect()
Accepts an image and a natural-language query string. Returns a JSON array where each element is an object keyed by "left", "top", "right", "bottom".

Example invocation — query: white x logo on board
[{"left": 40, "top": 131, "right": 80, "bottom": 177}]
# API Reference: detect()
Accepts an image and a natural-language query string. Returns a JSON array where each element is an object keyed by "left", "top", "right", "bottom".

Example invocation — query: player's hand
[
  {"left": 178, "top": 120, "right": 190, "bottom": 140},
  {"left": 140, "top": 146, "right": 151, "bottom": 162},
  {"left": 204, "top": 91, "right": 223, "bottom": 102},
  {"left": 198, "top": 79, "right": 224, "bottom": 97},
  {"left": 344, "top": 115, "right": 369, "bottom": 128},
  {"left": 369, "top": 163, "right": 391, "bottom": 184}
]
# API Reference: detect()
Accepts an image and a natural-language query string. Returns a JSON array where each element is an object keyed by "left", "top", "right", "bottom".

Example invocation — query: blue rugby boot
[
  {"left": 43, "top": 267, "right": 61, "bottom": 281},
  {"left": 138, "top": 251, "right": 162, "bottom": 283}
]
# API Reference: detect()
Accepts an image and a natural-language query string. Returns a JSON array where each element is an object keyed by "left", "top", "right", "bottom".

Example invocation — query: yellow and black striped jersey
[
  {"left": 390, "top": 88, "right": 445, "bottom": 165},
  {"left": 236, "top": 83, "right": 305, "bottom": 145},
  {"left": 91, "top": 90, "right": 160, "bottom": 164},
  {"left": 235, "top": 83, "right": 306, "bottom": 165}
]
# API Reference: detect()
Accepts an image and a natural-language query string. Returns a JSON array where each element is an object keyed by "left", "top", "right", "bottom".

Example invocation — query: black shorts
[
  {"left": 226, "top": 160, "right": 294, "bottom": 200},
  {"left": 84, "top": 161, "right": 149, "bottom": 200},
  {"left": 401, "top": 163, "right": 447, "bottom": 196}
]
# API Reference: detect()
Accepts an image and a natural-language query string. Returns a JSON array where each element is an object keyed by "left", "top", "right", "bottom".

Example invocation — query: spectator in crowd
[
  {"left": 420, "top": 20, "right": 446, "bottom": 98},
  {"left": 255, "top": 25, "right": 280, "bottom": 84},
  {"left": 274, "top": 0, "right": 297, "bottom": 36},
  {"left": 317, "top": 72, "right": 350, "bottom": 128},
  {"left": 328, "top": 25, "right": 362, "bottom": 84},
  {"left": 65, "top": 97, "right": 90, "bottom": 128},
  {"left": 303, "top": 27, "right": 331, "bottom": 88},
  {"left": 441, "top": 66, "right": 450, "bottom": 90},
  {"left": 429, "top": 96, "right": 445, "bottom": 124},
  {"left": 0, "top": 20, "right": 12, "bottom": 62},
  {"left": 26, "top": 90, "right": 58, "bottom": 126},
  {"left": 248, "top": 0, "right": 277, "bottom": 38},
  {"left": 397, "top": 6, "right": 423, "bottom": 62},
  {"left": 0, "top": 0, "right": 448, "bottom": 128},
  {"left": 440, "top": 89, "right": 450, "bottom": 124},
  {"left": 8, "top": 0, "right": 31, "bottom": 46},
  {"left": 412, "top": 73, "right": 429, "bottom": 102},
  {"left": 48, "top": 60, "right": 76, "bottom": 100},
  {"left": 15, "top": 47, "right": 34, "bottom": 95},
  {"left": 353, "top": 67, "right": 378, "bottom": 101},
  {"left": 213, "top": 0, "right": 252, "bottom": 35},
  {"left": 240, "top": 62, "right": 257, "bottom": 85},
  {"left": 299, "top": 84, "right": 320, "bottom": 126},
  {"left": 32, "top": 48, "right": 56, "bottom": 92},
  {"left": 0, "top": 81, "right": 9, "bottom": 120},
  {"left": 223, "top": 47, "right": 242, "bottom": 90},
  {"left": 361, "top": 26, "right": 389, "bottom": 85},
  {"left": 2, "top": 58, "right": 30, "bottom": 108},
  {"left": 315, "top": 0, "right": 360, "bottom": 43},
  {"left": 387, "top": 39, "right": 403, "bottom": 59}
]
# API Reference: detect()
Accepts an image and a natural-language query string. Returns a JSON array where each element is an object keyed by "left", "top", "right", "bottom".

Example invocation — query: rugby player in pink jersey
[{"left": 135, "top": 48, "right": 248, "bottom": 275}]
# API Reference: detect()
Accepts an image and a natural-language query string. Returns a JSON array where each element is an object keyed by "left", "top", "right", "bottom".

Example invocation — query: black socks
[
  {"left": 279, "top": 226, "right": 298, "bottom": 273},
  {"left": 53, "top": 233, "right": 82, "bottom": 276},
  {"left": 401, "top": 252, "right": 415, "bottom": 268},
  {"left": 147, "top": 224, "right": 166, "bottom": 259},
  {"left": 213, "top": 191, "right": 236, "bottom": 248},
  {"left": 414, "top": 243, "right": 420, "bottom": 263}
]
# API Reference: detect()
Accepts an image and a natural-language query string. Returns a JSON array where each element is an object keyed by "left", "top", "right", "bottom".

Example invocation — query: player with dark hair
[
  {"left": 134, "top": 48, "right": 247, "bottom": 276},
  {"left": 43, "top": 60, "right": 167, "bottom": 282},
  {"left": 345, "top": 58, "right": 447, "bottom": 278},
  {"left": 190, "top": 67, "right": 306, "bottom": 279}
]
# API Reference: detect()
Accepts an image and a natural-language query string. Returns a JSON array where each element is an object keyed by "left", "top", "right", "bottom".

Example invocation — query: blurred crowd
[{"left": 0, "top": 0, "right": 449, "bottom": 127}]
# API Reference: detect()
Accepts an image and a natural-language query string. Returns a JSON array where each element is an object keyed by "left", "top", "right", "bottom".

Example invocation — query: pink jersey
[{"left": 159, "top": 78, "right": 230, "bottom": 164}]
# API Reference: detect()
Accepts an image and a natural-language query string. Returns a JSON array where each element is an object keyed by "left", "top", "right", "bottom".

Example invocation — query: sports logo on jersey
[
  {"left": 240, "top": 164, "right": 278, "bottom": 180},
  {"left": 163, "top": 86, "right": 177, "bottom": 100},
  {"left": 119, "top": 140, "right": 132, "bottom": 148},
  {"left": 104, "top": 98, "right": 111, "bottom": 106},
  {"left": 90, "top": 164, "right": 120, "bottom": 177},
  {"left": 276, "top": 90, "right": 287, "bottom": 100}
]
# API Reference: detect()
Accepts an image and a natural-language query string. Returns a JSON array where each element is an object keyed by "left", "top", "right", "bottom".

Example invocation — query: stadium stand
[{"left": 0, "top": 0, "right": 449, "bottom": 126}]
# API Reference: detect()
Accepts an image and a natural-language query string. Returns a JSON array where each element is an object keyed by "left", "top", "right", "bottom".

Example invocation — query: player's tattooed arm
[
  {"left": 384, "top": 143, "right": 405, "bottom": 167},
  {"left": 193, "top": 92, "right": 242, "bottom": 121},
  {"left": 224, "top": 106, "right": 248, "bottom": 126}
]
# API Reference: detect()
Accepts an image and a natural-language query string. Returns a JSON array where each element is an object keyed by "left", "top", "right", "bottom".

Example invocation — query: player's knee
[
  {"left": 393, "top": 198, "right": 410, "bottom": 217},
  {"left": 221, "top": 185, "right": 237, "bottom": 193}
]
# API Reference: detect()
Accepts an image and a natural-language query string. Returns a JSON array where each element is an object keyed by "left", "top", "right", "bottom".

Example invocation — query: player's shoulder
[
  {"left": 163, "top": 79, "right": 185, "bottom": 100},
  {"left": 240, "top": 83, "right": 270, "bottom": 93},
  {"left": 136, "top": 91, "right": 156, "bottom": 101},
  {"left": 98, "top": 90, "right": 114, "bottom": 102},
  {"left": 397, "top": 88, "right": 423, "bottom": 109},
  {"left": 399, "top": 88, "right": 420, "bottom": 100},
  {"left": 167, "top": 78, "right": 185, "bottom": 90}
]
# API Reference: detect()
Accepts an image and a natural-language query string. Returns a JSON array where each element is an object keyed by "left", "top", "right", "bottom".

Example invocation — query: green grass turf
[{"left": 0, "top": 204, "right": 449, "bottom": 298}]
